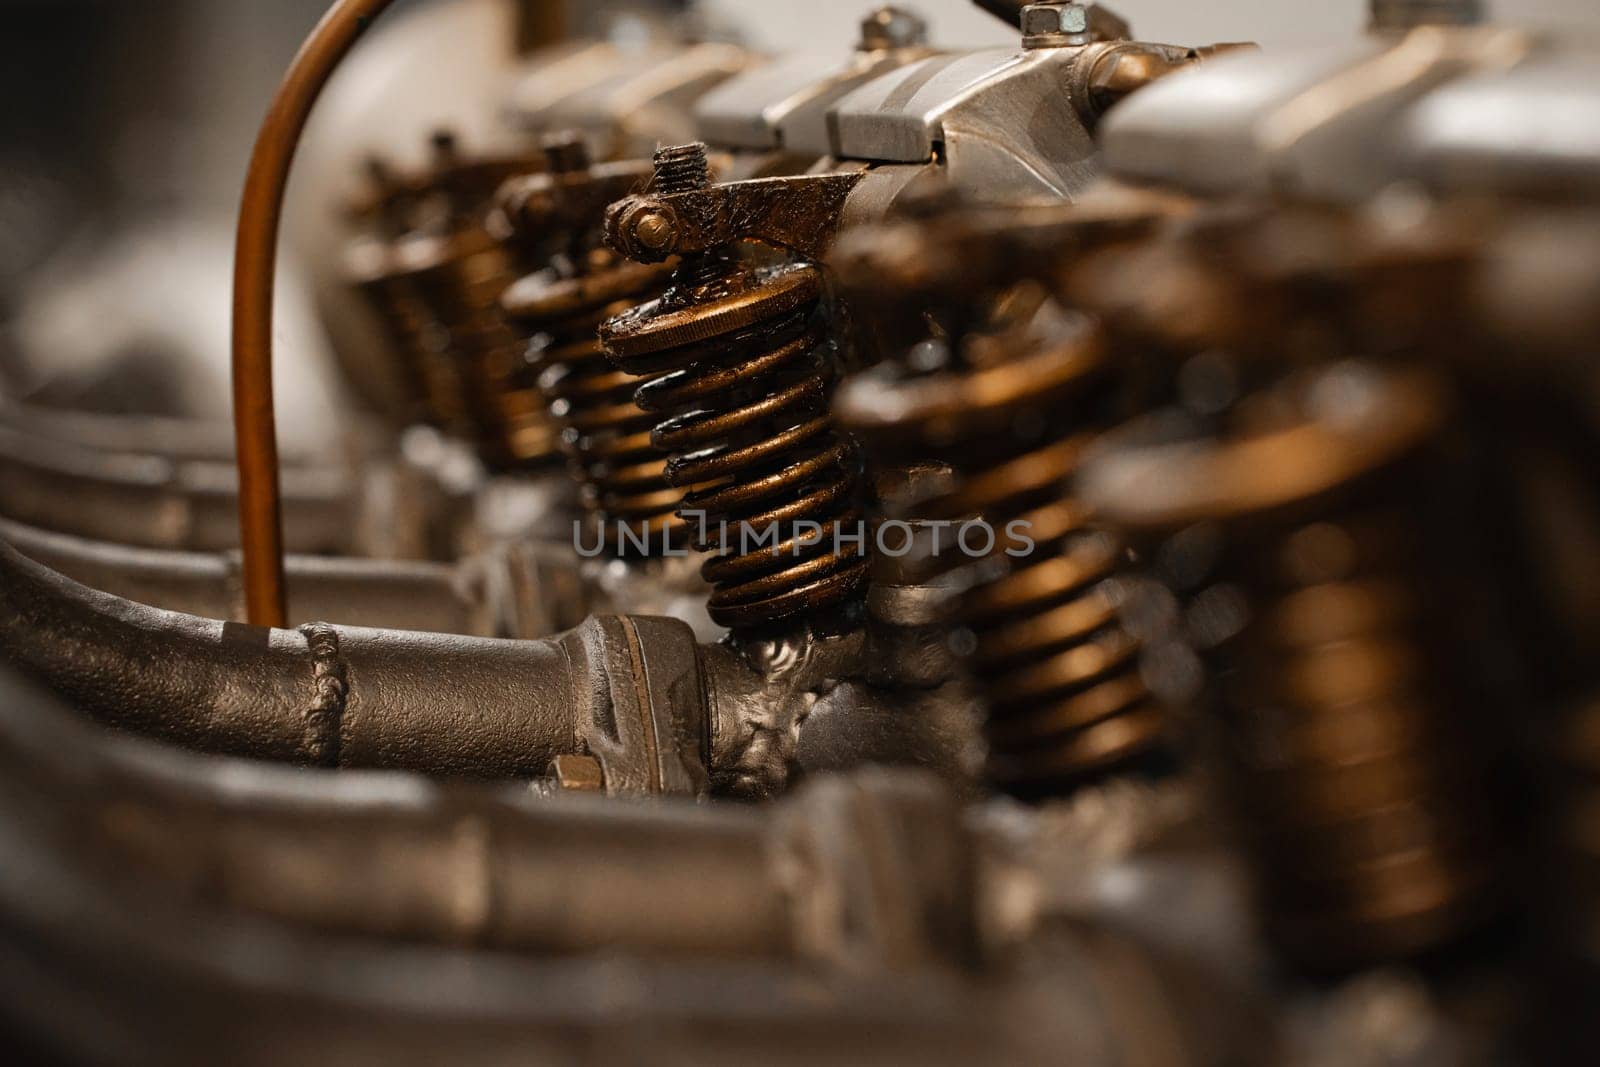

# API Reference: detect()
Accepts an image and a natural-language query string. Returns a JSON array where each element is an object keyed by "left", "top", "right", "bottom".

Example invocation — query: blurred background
[{"left": 1, "top": 0, "right": 1597, "bottom": 440}]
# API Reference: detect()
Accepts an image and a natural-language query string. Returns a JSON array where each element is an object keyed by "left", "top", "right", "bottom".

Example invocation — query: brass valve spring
[
  {"left": 836, "top": 319, "right": 1167, "bottom": 797},
  {"left": 347, "top": 247, "right": 466, "bottom": 430},
  {"left": 603, "top": 259, "right": 868, "bottom": 632},
  {"left": 598, "top": 146, "right": 868, "bottom": 632},
  {"left": 407, "top": 226, "right": 561, "bottom": 470},
  {"left": 1082, "top": 364, "right": 1504, "bottom": 974},
  {"left": 503, "top": 256, "right": 680, "bottom": 553}
]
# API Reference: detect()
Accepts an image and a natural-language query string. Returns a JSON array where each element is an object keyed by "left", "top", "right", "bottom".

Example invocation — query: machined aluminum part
[
  {"left": 1398, "top": 51, "right": 1600, "bottom": 198},
  {"left": 694, "top": 24, "right": 938, "bottom": 158},
  {"left": 1100, "top": 26, "right": 1536, "bottom": 201},
  {"left": 828, "top": 47, "right": 1104, "bottom": 201}
]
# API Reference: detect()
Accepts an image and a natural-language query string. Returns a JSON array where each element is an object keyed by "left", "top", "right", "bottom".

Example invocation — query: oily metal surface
[
  {"left": 834, "top": 214, "right": 1167, "bottom": 796},
  {"left": 600, "top": 145, "right": 869, "bottom": 634}
]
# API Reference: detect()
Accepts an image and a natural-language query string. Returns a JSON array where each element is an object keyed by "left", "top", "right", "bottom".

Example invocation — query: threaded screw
[{"left": 653, "top": 143, "right": 712, "bottom": 195}]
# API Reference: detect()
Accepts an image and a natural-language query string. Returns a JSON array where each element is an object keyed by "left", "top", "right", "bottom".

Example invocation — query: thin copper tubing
[{"left": 231, "top": 0, "right": 409, "bottom": 628}]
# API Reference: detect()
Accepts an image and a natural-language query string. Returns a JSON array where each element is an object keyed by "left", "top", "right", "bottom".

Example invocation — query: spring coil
[
  {"left": 405, "top": 225, "right": 561, "bottom": 470},
  {"left": 345, "top": 240, "right": 468, "bottom": 430},
  {"left": 1083, "top": 364, "right": 1503, "bottom": 973},
  {"left": 600, "top": 252, "right": 869, "bottom": 633},
  {"left": 503, "top": 256, "right": 680, "bottom": 553},
  {"left": 837, "top": 319, "right": 1167, "bottom": 796}
]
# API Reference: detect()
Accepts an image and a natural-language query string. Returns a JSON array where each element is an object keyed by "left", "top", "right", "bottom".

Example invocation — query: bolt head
[
  {"left": 1020, "top": 3, "right": 1089, "bottom": 39},
  {"left": 634, "top": 211, "right": 677, "bottom": 252},
  {"left": 860, "top": 6, "right": 929, "bottom": 50},
  {"left": 550, "top": 754, "right": 604, "bottom": 792}
]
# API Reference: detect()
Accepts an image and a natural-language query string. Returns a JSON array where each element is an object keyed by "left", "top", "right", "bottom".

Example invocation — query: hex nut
[
  {"left": 551, "top": 754, "right": 605, "bottom": 792},
  {"left": 860, "top": 6, "right": 930, "bottom": 50},
  {"left": 1020, "top": 3, "right": 1089, "bottom": 39},
  {"left": 634, "top": 211, "right": 678, "bottom": 252}
]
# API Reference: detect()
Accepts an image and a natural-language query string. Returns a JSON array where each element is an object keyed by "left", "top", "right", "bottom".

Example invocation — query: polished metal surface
[
  {"left": 1100, "top": 27, "right": 1534, "bottom": 201},
  {"left": 695, "top": 7, "right": 937, "bottom": 157}
]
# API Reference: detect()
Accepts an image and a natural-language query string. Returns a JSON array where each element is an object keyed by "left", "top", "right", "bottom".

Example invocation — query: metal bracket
[
  {"left": 561, "top": 615, "right": 709, "bottom": 797},
  {"left": 604, "top": 172, "right": 867, "bottom": 264}
]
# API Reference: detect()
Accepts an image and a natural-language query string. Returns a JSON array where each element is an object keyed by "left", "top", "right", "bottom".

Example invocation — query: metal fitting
[
  {"left": 1020, "top": 3, "right": 1130, "bottom": 49},
  {"left": 860, "top": 6, "right": 930, "bottom": 51},
  {"left": 549, "top": 753, "right": 605, "bottom": 791},
  {"left": 632, "top": 209, "right": 679, "bottom": 252}
]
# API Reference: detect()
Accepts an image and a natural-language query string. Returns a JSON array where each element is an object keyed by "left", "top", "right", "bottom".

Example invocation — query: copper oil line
[{"left": 232, "top": 0, "right": 558, "bottom": 627}]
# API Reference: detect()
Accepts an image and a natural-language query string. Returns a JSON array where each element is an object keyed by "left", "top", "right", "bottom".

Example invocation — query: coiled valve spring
[
  {"left": 599, "top": 145, "right": 869, "bottom": 633},
  {"left": 1081, "top": 363, "right": 1504, "bottom": 973},
  {"left": 504, "top": 257, "right": 678, "bottom": 552},
  {"left": 343, "top": 158, "right": 468, "bottom": 430},
  {"left": 837, "top": 314, "right": 1167, "bottom": 797}
]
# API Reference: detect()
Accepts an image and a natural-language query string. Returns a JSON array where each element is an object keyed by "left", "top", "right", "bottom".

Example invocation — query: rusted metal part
[
  {"left": 497, "top": 159, "right": 655, "bottom": 252},
  {"left": 505, "top": 262, "right": 688, "bottom": 554},
  {"left": 604, "top": 171, "right": 866, "bottom": 264},
  {"left": 495, "top": 138, "right": 691, "bottom": 558},
  {"left": 837, "top": 327, "right": 1168, "bottom": 796},
  {"left": 600, "top": 144, "right": 871, "bottom": 637},
  {"left": 828, "top": 198, "right": 1168, "bottom": 355},
  {"left": 342, "top": 132, "right": 565, "bottom": 472},
  {"left": 346, "top": 233, "right": 470, "bottom": 431},
  {"left": 401, "top": 223, "right": 564, "bottom": 470}
]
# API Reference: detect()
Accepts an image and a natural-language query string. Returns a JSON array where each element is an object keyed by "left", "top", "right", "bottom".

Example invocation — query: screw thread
[{"left": 653, "top": 143, "right": 712, "bottom": 195}]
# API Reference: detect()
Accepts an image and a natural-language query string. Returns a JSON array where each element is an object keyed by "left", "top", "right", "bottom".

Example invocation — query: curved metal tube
[
  {"left": 0, "top": 537, "right": 577, "bottom": 777},
  {"left": 0, "top": 665, "right": 787, "bottom": 956},
  {"left": 234, "top": 0, "right": 412, "bottom": 627},
  {"left": 0, "top": 518, "right": 496, "bottom": 636},
  {"left": 0, "top": 422, "right": 354, "bottom": 554},
  {"left": 0, "top": 399, "right": 347, "bottom": 465},
  {"left": 0, "top": 529, "right": 981, "bottom": 797},
  {"left": 0, "top": 663, "right": 1248, "bottom": 1066}
]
